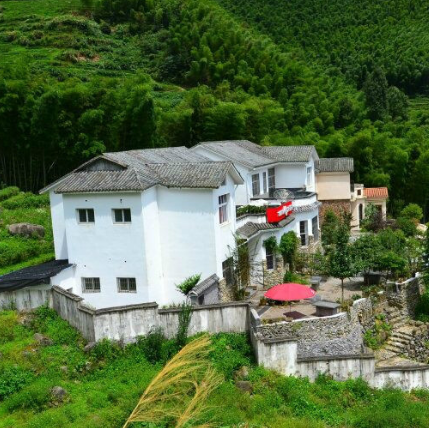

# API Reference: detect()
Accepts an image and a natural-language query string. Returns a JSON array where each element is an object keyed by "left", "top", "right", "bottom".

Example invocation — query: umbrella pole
[{"left": 289, "top": 302, "right": 292, "bottom": 313}]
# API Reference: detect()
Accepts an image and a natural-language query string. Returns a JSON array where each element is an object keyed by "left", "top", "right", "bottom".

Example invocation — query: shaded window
[
  {"left": 300, "top": 221, "right": 307, "bottom": 246},
  {"left": 265, "top": 244, "right": 276, "bottom": 270},
  {"left": 252, "top": 173, "right": 260, "bottom": 196},
  {"left": 262, "top": 171, "right": 268, "bottom": 194},
  {"left": 268, "top": 168, "right": 276, "bottom": 191},
  {"left": 357, "top": 189, "right": 362, "bottom": 196},
  {"left": 218, "top": 194, "right": 229, "bottom": 224},
  {"left": 222, "top": 258, "right": 234, "bottom": 286},
  {"left": 306, "top": 167, "right": 313, "bottom": 187},
  {"left": 77, "top": 209, "right": 95, "bottom": 223},
  {"left": 359, "top": 204, "right": 363, "bottom": 223},
  {"left": 312, "top": 216, "right": 319, "bottom": 242},
  {"left": 113, "top": 208, "right": 131, "bottom": 223},
  {"left": 82, "top": 277, "right": 100, "bottom": 293},
  {"left": 117, "top": 277, "right": 137, "bottom": 293},
  {"left": 198, "top": 295, "right": 205, "bottom": 305}
]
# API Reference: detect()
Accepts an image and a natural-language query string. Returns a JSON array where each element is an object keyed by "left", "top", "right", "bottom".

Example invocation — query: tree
[
  {"left": 363, "top": 68, "right": 388, "bottom": 120},
  {"left": 321, "top": 209, "right": 339, "bottom": 249},
  {"left": 279, "top": 231, "right": 298, "bottom": 272},
  {"left": 400, "top": 203, "right": 423, "bottom": 223},
  {"left": 387, "top": 86, "right": 408, "bottom": 120},
  {"left": 361, "top": 203, "right": 384, "bottom": 233}
]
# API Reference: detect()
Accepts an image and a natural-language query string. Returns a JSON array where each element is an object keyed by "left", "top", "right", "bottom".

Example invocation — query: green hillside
[
  {"left": 1, "top": 0, "right": 429, "bottom": 213},
  {"left": 1, "top": 307, "right": 429, "bottom": 427}
]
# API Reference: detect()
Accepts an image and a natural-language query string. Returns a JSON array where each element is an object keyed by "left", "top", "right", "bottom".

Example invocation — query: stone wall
[
  {"left": 386, "top": 276, "right": 423, "bottom": 318},
  {"left": 319, "top": 200, "right": 351, "bottom": 225},
  {"left": 254, "top": 311, "right": 364, "bottom": 358},
  {"left": 0, "top": 284, "right": 52, "bottom": 311},
  {"left": 262, "top": 255, "right": 285, "bottom": 289}
]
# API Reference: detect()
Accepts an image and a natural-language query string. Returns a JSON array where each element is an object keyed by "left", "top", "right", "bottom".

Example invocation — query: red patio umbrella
[{"left": 264, "top": 283, "right": 316, "bottom": 313}]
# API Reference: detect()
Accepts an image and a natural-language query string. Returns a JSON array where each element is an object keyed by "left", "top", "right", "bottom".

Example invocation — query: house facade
[{"left": 42, "top": 147, "right": 243, "bottom": 308}]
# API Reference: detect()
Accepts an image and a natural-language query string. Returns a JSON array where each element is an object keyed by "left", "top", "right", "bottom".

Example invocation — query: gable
[{"left": 79, "top": 158, "right": 126, "bottom": 172}]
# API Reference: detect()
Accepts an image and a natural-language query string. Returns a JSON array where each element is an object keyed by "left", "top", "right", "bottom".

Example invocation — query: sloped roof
[
  {"left": 237, "top": 215, "right": 295, "bottom": 239},
  {"left": 194, "top": 140, "right": 317, "bottom": 168},
  {"left": 189, "top": 274, "right": 219, "bottom": 297},
  {"left": 364, "top": 187, "right": 389, "bottom": 199},
  {"left": 0, "top": 260, "right": 72, "bottom": 292},
  {"left": 41, "top": 147, "right": 243, "bottom": 194},
  {"left": 317, "top": 158, "right": 354, "bottom": 173}
]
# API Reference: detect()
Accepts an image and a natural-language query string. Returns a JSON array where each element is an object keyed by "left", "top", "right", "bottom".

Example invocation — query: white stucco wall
[
  {"left": 316, "top": 172, "right": 351, "bottom": 201},
  {"left": 50, "top": 192, "right": 68, "bottom": 259}
]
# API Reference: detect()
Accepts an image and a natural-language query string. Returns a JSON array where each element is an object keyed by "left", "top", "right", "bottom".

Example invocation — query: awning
[{"left": 0, "top": 259, "right": 72, "bottom": 292}]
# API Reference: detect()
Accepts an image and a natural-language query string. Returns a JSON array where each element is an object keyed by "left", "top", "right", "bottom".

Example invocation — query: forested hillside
[{"left": 1, "top": 0, "right": 429, "bottom": 215}]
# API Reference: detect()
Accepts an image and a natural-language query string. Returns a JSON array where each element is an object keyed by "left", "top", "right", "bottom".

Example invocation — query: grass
[
  {"left": 1, "top": 307, "right": 429, "bottom": 427},
  {"left": 0, "top": 187, "right": 54, "bottom": 273}
]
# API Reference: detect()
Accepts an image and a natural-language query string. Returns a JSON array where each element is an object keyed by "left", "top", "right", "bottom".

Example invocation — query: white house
[
  {"left": 41, "top": 147, "right": 244, "bottom": 308},
  {"left": 192, "top": 140, "right": 321, "bottom": 287}
]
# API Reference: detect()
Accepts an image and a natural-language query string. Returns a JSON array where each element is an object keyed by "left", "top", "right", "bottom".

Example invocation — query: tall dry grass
[{"left": 123, "top": 335, "right": 222, "bottom": 428}]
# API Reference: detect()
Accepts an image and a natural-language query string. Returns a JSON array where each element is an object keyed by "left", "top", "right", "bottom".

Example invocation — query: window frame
[
  {"left": 77, "top": 208, "right": 95, "bottom": 224},
  {"left": 262, "top": 171, "right": 268, "bottom": 194},
  {"left": 112, "top": 208, "right": 132, "bottom": 224},
  {"left": 218, "top": 194, "right": 229, "bottom": 224},
  {"left": 268, "top": 168, "right": 276, "bottom": 191},
  {"left": 300, "top": 220, "right": 307, "bottom": 246},
  {"left": 251, "top": 173, "right": 260, "bottom": 196},
  {"left": 265, "top": 244, "right": 276, "bottom": 270},
  {"left": 82, "top": 277, "right": 101, "bottom": 293},
  {"left": 117, "top": 277, "right": 137, "bottom": 293},
  {"left": 306, "top": 166, "right": 313, "bottom": 187}
]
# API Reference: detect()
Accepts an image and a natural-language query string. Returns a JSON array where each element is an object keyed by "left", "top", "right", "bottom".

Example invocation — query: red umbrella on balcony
[{"left": 264, "top": 283, "right": 316, "bottom": 313}]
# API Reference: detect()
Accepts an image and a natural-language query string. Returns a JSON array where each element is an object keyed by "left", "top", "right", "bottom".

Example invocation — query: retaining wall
[{"left": 0, "top": 284, "right": 52, "bottom": 311}]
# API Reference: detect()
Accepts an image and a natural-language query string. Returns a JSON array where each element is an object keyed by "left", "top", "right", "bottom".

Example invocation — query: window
[
  {"left": 218, "top": 194, "right": 229, "bottom": 224},
  {"left": 262, "top": 171, "right": 268, "bottom": 194},
  {"left": 357, "top": 189, "right": 362, "bottom": 196},
  {"left": 82, "top": 277, "right": 100, "bottom": 293},
  {"left": 300, "top": 221, "right": 307, "bottom": 246},
  {"left": 222, "top": 258, "right": 234, "bottom": 286},
  {"left": 268, "top": 168, "right": 276, "bottom": 191},
  {"left": 312, "top": 216, "right": 319, "bottom": 242},
  {"left": 113, "top": 208, "right": 131, "bottom": 223},
  {"left": 77, "top": 209, "right": 94, "bottom": 223},
  {"left": 252, "top": 173, "right": 260, "bottom": 196},
  {"left": 306, "top": 166, "right": 313, "bottom": 187},
  {"left": 359, "top": 204, "right": 363, "bottom": 223},
  {"left": 117, "top": 277, "right": 137, "bottom": 293},
  {"left": 265, "top": 244, "right": 276, "bottom": 270}
]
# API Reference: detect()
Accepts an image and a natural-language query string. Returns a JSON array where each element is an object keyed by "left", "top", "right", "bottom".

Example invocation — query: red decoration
[
  {"left": 266, "top": 201, "right": 293, "bottom": 223},
  {"left": 264, "top": 283, "right": 315, "bottom": 301}
]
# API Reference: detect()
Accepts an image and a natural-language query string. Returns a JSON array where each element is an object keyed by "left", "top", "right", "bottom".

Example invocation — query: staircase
[
  {"left": 386, "top": 308, "right": 407, "bottom": 329},
  {"left": 384, "top": 328, "right": 414, "bottom": 355}
]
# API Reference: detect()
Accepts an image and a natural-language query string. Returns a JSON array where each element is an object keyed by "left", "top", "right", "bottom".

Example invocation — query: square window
[
  {"left": 117, "top": 277, "right": 137, "bottom": 292},
  {"left": 82, "top": 277, "right": 100, "bottom": 293},
  {"left": 77, "top": 209, "right": 95, "bottom": 223},
  {"left": 113, "top": 209, "right": 132, "bottom": 223}
]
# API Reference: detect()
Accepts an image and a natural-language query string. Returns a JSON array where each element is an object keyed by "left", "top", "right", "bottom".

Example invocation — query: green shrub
[
  {"left": 0, "top": 186, "right": 19, "bottom": 202},
  {"left": 0, "top": 366, "right": 34, "bottom": 399},
  {"left": 176, "top": 274, "right": 201, "bottom": 295},
  {"left": 283, "top": 271, "right": 309, "bottom": 285},
  {"left": 415, "top": 288, "right": 429, "bottom": 322},
  {"left": 89, "top": 338, "right": 123, "bottom": 362},
  {"left": 1, "top": 193, "right": 49, "bottom": 209},
  {"left": 236, "top": 205, "right": 266, "bottom": 217},
  {"left": 5, "top": 379, "right": 52, "bottom": 412},
  {"left": 135, "top": 328, "right": 166, "bottom": 364}
]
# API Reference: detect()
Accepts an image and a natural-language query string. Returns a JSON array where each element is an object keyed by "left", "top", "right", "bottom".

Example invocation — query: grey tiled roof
[
  {"left": 237, "top": 215, "right": 295, "bottom": 239},
  {"left": 195, "top": 140, "right": 317, "bottom": 167},
  {"left": 317, "top": 158, "right": 354, "bottom": 173},
  {"left": 189, "top": 274, "right": 219, "bottom": 296},
  {"left": 44, "top": 147, "right": 242, "bottom": 194}
]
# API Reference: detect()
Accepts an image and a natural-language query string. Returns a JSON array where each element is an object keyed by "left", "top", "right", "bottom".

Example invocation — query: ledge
[
  {"left": 375, "top": 364, "right": 429, "bottom": 373},
  {"left": 95, "top": 302, "right": 159, "bottom": 315},
  {"left": 298, "top": 353, "right": 375, "bottom": 363},
  {"left": 259, "top": 336, "right": 298, "bottom": 344},
  {"left": 158, "top": 301, "right": 250, "bottom": 314},
  {"left": 52, "top": 285, "right": 84, "bottom": 302}
]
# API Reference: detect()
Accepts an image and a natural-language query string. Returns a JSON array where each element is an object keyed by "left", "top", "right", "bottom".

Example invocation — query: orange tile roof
[{"left": 364, "top": 187, "right": 389, "bottom": 199}]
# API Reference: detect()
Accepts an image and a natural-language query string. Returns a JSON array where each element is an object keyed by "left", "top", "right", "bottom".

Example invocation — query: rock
[
  {"left": 51, "top": 386, "right": 68, "bottom": 401},
  {"left": 60, "top": 366, "right": 68, "bottom": 373},
  {"left": 34, "top": 333, "right": 53, "bottom": 346},
  {"left": 83, "top": 342, "right": 96, "bottom": 353},
  {"left": 235, "top": 381, "right": 253, "bottom": 394},
  {"left": 234, "top": 366, "right": 250, "bottom": 380},
  {"left": 7, "top": 223, "right": 45, "bottom": 238},
  {"left": 416, "top": 321, "right": 424, "bottom": 327}
]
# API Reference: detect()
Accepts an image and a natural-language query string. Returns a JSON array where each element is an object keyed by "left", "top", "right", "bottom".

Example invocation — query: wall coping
[
  {"left": 95, "top": 302, "right": 159, "bottom": 315},
  {"left": 259, "top": 336, "right": 298, "bottom": 344},
  {"left": 158, "top": 301, "right": 250, "bottom": 314},
  {"left": 298, "top": 353, "right": 374, "bottom": 363},
  {"left": 375, "top": 364, "right": 429, "bottom": 373},
  {"left": 52, "top": 285, "right": 84, "bottom": 302}
]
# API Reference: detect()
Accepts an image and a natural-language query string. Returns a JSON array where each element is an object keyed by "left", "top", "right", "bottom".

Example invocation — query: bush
[
  {"left": 283, "top": 271, "right": 308, "bottom": 285},
  {"left": 135, "top": 328, "right": 166, "bottom": 364},
  {"left": 0, "top": 367, "right": 34, "bottom": 399},
  {"left": 0, "top": 186, "right": 19, "bottom": 202},
  {"left": 176, "top": 274, "right": 201, "bottom": 295},
  {"left": 415, "top": 288, "right": 429, "bottom": 322},
  {"left": 1, "top": 193, "right": 49, "bottom": 209},
  {"left": 236, "top": 205, "right": 266, "bottom": 217},
  {"left": 5, "top": 379, "right": 52, "bottom": 412}
]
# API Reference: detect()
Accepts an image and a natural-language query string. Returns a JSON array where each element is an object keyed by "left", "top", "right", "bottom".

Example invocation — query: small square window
[
  {"left": 82, "top": 277, "right": 100, "bottom": 293},
  {"left": 117, "top": 277, "right": 137, "bottom": 293},
  {"left": 77, "top": 209, "right": 95, "bottom": 223},
  {"left": 113, "top": 209, "right": 131, "bottom": 223}
]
